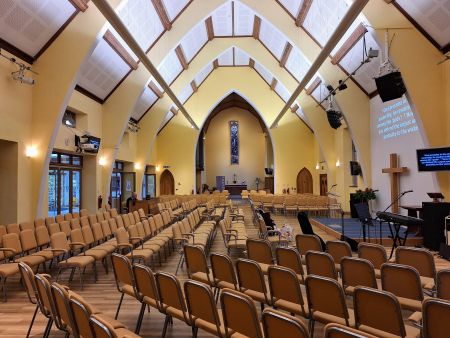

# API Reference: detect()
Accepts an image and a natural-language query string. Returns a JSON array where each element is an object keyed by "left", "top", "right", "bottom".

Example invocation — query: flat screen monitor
[
  {"left": 417, "top": 147, "right": 450, "bottom": 172},
  {"left": 350, "top": 161, "right": 362, "bottom": 176},
  {"left": 264, "top": 168, "right": 273, "bottom": 175}
]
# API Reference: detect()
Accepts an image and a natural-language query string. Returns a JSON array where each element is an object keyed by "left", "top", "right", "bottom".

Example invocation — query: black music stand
[{"left": 354, "top": 202, "right": 376, "bottom": 242}]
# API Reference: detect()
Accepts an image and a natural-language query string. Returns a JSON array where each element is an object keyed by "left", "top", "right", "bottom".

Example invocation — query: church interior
[{"left": 0, "top": 0, "right": 450, "bottom": 337}]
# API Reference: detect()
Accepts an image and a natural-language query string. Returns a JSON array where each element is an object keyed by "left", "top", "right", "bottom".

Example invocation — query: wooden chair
[
  {"left": 184, "top": 244, "right": 216, "bottom": 290},
  {"left": 326, "top": 240, "right": 352, "bottom": 273},
  {"left": 353, "top": 286, "right": 420, "bottom": 338},
  {"left": 305, "top": 275, "right": 354, "bottom": 336},
  {"left": 18, "top": 262, "right": 40, "bottom": 337},
  {"left": 296, "top": 234, "right": 323, "bottom": 263},
  {"left": 220, "top": 288, "right": 264, "bottom": 338},
  {"left": 268, "top": 265, "right": 309, "bottom": 318},
  {"left": 89, "top": 315, "right": 140, "bottom": 338},
  {"left": 262, "top": 308, "right": 310, "bottom": 338},
  {"left": 340, "top": 257, "right": 377, "bottom": 295}
]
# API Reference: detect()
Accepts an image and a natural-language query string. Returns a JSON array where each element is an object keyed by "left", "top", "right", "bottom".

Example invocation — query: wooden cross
[{"left": 382, "top": 153, "right": 408, "bottom": 213}]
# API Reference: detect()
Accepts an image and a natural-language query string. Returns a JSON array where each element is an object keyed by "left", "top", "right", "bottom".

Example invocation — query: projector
[{"left": 80, "top": 143, "right": 96, "bottom": 151}]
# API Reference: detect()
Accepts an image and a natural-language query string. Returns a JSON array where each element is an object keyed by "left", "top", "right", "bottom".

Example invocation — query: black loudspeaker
[
  {"left": 350, "top": 161, "right": 362, "bottom": 176},
  {"left": 375, "top": 71, "right": 407, "bottom": 102},
  {"left": 326, "top": 109, "right": 342, "bottom": 129},
  {"left": 340, "top": 235, "right": 359, "bottom": 252},
  {"left": 439, "top": 243, "right": 450, "bottom": 260}
]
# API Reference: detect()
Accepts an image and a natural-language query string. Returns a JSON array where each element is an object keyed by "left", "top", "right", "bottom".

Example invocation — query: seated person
[{"left": 256, "top": 209, "right": 275, "bottom": 230}]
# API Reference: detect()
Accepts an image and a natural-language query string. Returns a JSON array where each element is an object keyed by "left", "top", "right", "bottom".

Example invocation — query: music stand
[{"left": 354, "top": 202, "right": 375, "bottom": 242}]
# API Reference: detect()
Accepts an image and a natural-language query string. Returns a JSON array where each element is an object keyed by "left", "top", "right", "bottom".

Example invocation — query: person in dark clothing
[
  {"left": 126, "top": 192, "right": 138, "bottom": 211},
  {"left": 256, "top": 209, "right": 276, "bottom": 230}
]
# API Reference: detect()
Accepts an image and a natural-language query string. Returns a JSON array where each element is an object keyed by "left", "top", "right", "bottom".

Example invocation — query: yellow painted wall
[
  {"left": 204, "top": 107, "right": 266, "bottom": 190},
  {"left": 0, "top": 51, "right": 33, "bottom": 222}
]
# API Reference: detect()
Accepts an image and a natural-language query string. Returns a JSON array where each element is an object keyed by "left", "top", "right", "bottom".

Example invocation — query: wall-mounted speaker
[
  {"left": 375, "top": 71, "right": 406, "bottom": 102},
  {"left": 326, "top": 109, "right": 342, "bottom": 129}
]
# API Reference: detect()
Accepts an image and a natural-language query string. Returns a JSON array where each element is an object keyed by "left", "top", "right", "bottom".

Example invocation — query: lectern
[{"left": 422, "top": 202, "right": 450, "bottom": 250}]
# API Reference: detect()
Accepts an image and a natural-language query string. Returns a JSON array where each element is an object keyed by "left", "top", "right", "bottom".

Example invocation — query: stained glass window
[{"left": 230, "top": 120, "right": 239, "bottom": 164}]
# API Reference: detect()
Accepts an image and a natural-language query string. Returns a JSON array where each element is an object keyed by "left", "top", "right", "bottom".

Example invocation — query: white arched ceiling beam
[{"left": 31, "top": 0, "right": 121, "bottom": 217}]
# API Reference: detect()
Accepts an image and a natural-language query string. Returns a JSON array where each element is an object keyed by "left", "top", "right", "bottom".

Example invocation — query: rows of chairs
[
  {"left": 19, "top": 262, "right": 139, "bottom": 338},
  {"left": 217, "top": 209, "right": 249, "bottom": 255},
  {"left": 250, "top": 194, "right": 341, "bottom": 216},
  {"left": 0, "top": 198, "right": 212, "bottom": 301}
]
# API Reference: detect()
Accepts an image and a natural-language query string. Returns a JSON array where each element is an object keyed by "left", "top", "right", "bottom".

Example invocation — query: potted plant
[{"left": 354, "top": 188, "right": 377, "bottom": 202}]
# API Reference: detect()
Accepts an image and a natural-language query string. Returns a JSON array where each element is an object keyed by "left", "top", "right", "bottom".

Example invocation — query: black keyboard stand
[{"left": 385, "top": 220, "right": 409, "bottom": 258}]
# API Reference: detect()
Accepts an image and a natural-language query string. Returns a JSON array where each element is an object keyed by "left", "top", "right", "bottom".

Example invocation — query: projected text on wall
[{"left": 376, "top": 96, "right": 418, "bottom": 140}]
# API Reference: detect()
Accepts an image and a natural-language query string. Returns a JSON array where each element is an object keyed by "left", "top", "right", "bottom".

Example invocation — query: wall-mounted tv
[
  {"left": 417, "top": 147, "right": 450, "bottom": 172},
  {"left": 350, "top": 161, "right": 362, "bottom": 176}
]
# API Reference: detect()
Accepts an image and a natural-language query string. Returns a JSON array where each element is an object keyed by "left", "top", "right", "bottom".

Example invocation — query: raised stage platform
[{"left": 311, "top": 217, "right": 422, "bottom": 246}]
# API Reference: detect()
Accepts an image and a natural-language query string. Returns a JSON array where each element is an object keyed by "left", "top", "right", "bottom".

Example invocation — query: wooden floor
[{"left": 1, "top": 202, "right": 449, "bottom": 337}]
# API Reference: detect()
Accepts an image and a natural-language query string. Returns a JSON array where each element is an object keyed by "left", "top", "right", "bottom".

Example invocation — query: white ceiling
[
  {"left": 158, "top": 49, "right": 183, "bottom": 85},
  {"left": 178, "top": 82, "right": 194, "bottom": 104},
  {"left": 211, "top": 1, "right": 233, "bottom": 36},
  {"left": 179, "top": 20, "right": 208, "bottom": 62},
  {"left": 194, "top": 63, "right": 214, "bottom": 87},
  {"left": 277, "top": 0, "right": 304, "bottom": 18},
  {"left": 162, "top": 0, "right": 190, "bottom": 22},
  {"left": 217, "top": 48, "right": 234, "bottom": 66},
  {"left": 77, "top": 39, "right": 131, "bottom": 100},
  {"left": 0, "top": 0, "right": 76, "bottom": 57},
  {"left": 234, "top": 1, "right": 255, "bottom": 36},
  {"left": 395, "top": 0, "right": 450, "bottom": 48},
  {"left": 131, "top": 86, "right": 159, "bottom": 121}
]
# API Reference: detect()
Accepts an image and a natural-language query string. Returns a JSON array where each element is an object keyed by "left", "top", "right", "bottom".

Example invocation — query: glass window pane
[
  {"left": 230, "top": 120, "right": 239, "bottom": 164},
  {"left": 60, "top": 170, "right": 71, "bottom": 214},
  {"left": 60, "top": 154, "right": 70, "bottom": 165},
  {"left": 48, "top": 169, "right": 58, "bottom": 216},
  {"left": 50, "top": 153, "right": 58, "bottom": 163},
  {"left": 72, "top": 156, "right": 81, "bottom": 166},
  {"left": 72, "top": 171, "right": 81, "bottom": 213},
  {"left": 146, "top": 175, "right": 155, "bottom": 198}
]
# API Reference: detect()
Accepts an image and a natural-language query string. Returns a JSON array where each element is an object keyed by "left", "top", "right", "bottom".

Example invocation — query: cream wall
[
  {"left": 204, "top": 108, "right": 266, "bottom": 190},
  {"left": 0, "top": 50, "right": 33, "bottom": 222}
]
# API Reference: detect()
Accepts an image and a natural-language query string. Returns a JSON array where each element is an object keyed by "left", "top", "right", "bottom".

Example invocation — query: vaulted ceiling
[{"left": 1, "top": 0, "right": 448, "bottom": 126}]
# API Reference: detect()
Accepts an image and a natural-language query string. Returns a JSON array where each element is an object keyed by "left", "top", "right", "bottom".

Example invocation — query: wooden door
[
  {"left": 160, "top": 170, "right": 175, "bottom": 195},
  {"left": 296, "top": 168, "right": 313, "bottom": 194},
  {"left": 319, "top": 174, "right": 328, "bottom": 196}
]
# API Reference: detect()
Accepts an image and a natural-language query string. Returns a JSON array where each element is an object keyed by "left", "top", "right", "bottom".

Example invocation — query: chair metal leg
[
  {"left": 80, "top": 267, "right": 86, "bottom": 290},
  {"left": 135, "top": 302, "right": 146, "bottom": 334},
  {"left": 192, "top": 326, "right": 198, "bottom": 338},
  {"left": 26, "top": 304, "right": 39, "bottom": 337},
  {"left": 1, "top": 277, "right": 7, "bottom": 302},
  {"left": 115, "top": 293, "right": 125, "bottom": 319},
  {"left": 56, "top": 268, "right": 63, "bottom": 283},
  {"left": 93, "top": 262, "right": 98, "bottom": 282},
  {"left": 162, "top": 315, "right": 170, "bottom": 338},
  {"left": 68, "top": 267, "right": 75, "bottom": 282},
  {"left": 43, "top": 318, "right": 53, "bottom": 338}
]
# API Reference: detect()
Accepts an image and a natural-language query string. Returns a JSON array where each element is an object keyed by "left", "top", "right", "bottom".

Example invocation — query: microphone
[
  {"left": 403, "top": 190, "right": 413, "bottom": 194},
  {"left": 372, "top": 189, "right": 379, "bottom": 192}
]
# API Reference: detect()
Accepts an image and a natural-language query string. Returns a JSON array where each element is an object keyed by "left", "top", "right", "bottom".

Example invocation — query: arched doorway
[
  {"left": 160, "top": 170, "right": 175, "bottom": 195},
  {"left": 297, "top": 168, "right": 313, "bottom": 194}
]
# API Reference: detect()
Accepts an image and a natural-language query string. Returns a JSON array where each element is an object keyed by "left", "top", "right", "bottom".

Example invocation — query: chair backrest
[
  {"left": 395, "top": 246, "right": 436, "bottom": 278},
  {"left": 381, "top": 263, "right": 423, "bottom": 301},
  {"left": 6, "top": 223, "right": 20, "bottom": 235},
  {"left": 80, "top": 216, "right": 90, "bottom": 228},
  {"left": 246, "top": 238, "right": 274, "bottom": 265},
  {"left": 236, "top": 259, "right": 268, "bottom": 299},
  {"left": 353, "top": 286, "right": 406, "bottom": 337},
  {"left": 45, "top": 217, "right": 55, "bottom": 227},
  {"left": 422, "top": 298, "right": 450, "bottom": 338},
  {"left": 48, "top": 223, "right": 61, "bottom": 236},
  {"left": 268, "top": 266, "right": 306, "bottom": 311},
  {"left": 326, "top": 240, "right": 352, "bottom": 264},
  {"left": 69, "top": 297, "right": 94, "bottom": 338},
  {"left": 18, "top": 262, "right": 37, "bottom": 304},
  {"left": 305, "top": 251, "right": 338, "bottom": 280},
  {"left": 70, "top": 218, "right": 81, "bottom": 230},
  {"left": 305, "top": 275, "right": 349, "bottom": 324},
  {"left": 184, "top": 280, "right": 222, "bottom": 335},
  {"left": 357, "top": 243, "right": 387, "bottom": 269},
  {"left": 34, "top": 274, "right": 59, "bottom": 323},
  {"left": 19, "top": 229, "right": 38, "bottom": 252},
  {"left": 133, "top": 264, "right": 159, "bottom": 308},
  {"left": 59, "top": 221, "right": 72, "bottom": 237},
  {"left": 184, "top": 244, "right": 210, "bottom": 278},
  {"left": 55, "top": 214, "right": 65, "bottom": 224},
  {"left": 262, "top": 308, "right": 309, "bottom": 338},
  {"left": 19, "top": 222, "right": 34, "bottom": 232},
  {"left": 3, "top": 232, "right": 23, "bottom": 257},
  {"left": 35, "top": 226, "right": 50, "bottom": 247},
  {"left": 34, "top": 218, "right": 46, "bottom": 229},
  {"left": 89, "top": 315, "right": 115, "bottom": 338},
  {"left": 340, "top": 257, "right": 377, "bottom": 290},
  {"left": 220, "top": 288, "right": 264, "bottom": 338},
  {"left": 155, "top": 272, "right": 189, "bottom": 323},
  {"left": 275, "top": 247, "right": 305, "bottom": 277},
  {"left": 437, "top": 269, "right": 450, "bottom": 300},
  {"left": 51, "top": 282, "right": 76, "bottom": 336},
  {"left": 324, "top": 323, "right": 378, "bottom": 338},
  {"left": 64, "top": 213, "right": 73, "bottom": 221},
  {"left": 296, "top": 234, "right": 322, "bottom": 256},
  {"left": 210, "top": 253, "right": 238, "bottom": 289},
  {"left": 111, "top": 253, "right": 135, "bottom": 295}
]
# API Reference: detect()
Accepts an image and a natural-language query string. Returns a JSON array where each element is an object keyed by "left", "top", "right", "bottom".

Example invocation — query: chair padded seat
[
  {"left": 94, "top": 313, "right": 126, "bottom": 330},
  {"left": 60, "top": 255, "right": 95, "bottom": 267},
  {"left": 84, "top": 248, "right": 109, "bottom": 260},
  {"left": 227, "top": 239, "right": 247, "bottom": 249},
  {"left": 0, "top": 263, "right": 19, "bottom": 277},
  {"left": 217, "top": 280, "right": 238, "bottom": 290},
  {"left": 258, "top": 263, "right": 269, "bottom": 274},
  {"left": 33, "top": 249, "right": 54, "bottom": 260},
  {"left": 397, "top": 296, "right": 424, "bottom": 312},
  {"left": 121, "top": 284, "right": 137, "bottom": 298},
  {"left": 274, "top": 298, "right": 309, "bottom": 316},
  {"left": 143, "top": 295, "right": 158, "bottom": 308},
  {"left": 113, "top": 327, "right": 141, "bottom": 338},
  {"left": 358, "top": 324, "right": 420, "bottom": 338},
  {"left": 194, "top": 311, "right": 226, "bottom": 337},
  {"left": 408, "top": 311, "right": 422, "bottom": 324},
  {"left": 17, "top": 254, "right": 45, "bottom": 266},
  {"left": 126, "top": 249, "right": 153, "bottom": 260},
  {"left": 241, "top": 288, "right": 270, "bottom": 305},
  {"left": 312, "top": 309, "right": 355, "bottom": 327},
  {"left": 191, "top": 271, "right": 215, "bottom": 286},
  {"left": 420, "top": 276, "right": 435, "bottom": 290}
]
